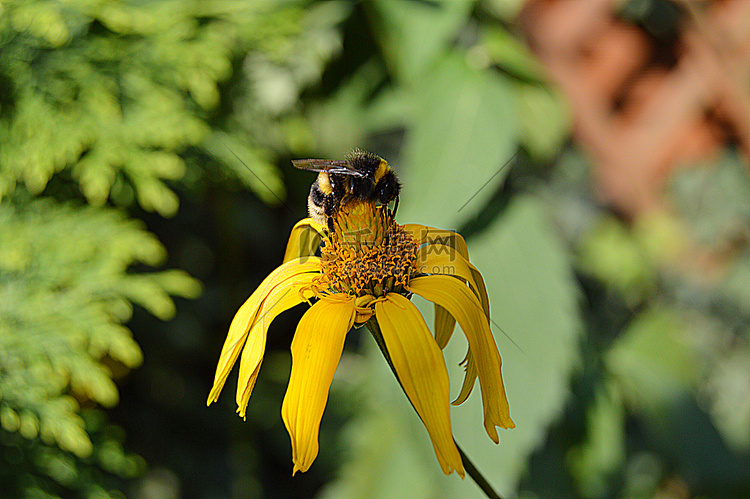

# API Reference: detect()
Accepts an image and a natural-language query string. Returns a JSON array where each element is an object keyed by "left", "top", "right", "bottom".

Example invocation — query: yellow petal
[
  {"left": 235, "top": 272, "right": 318, "bottom": 417},
  {"left": 453, "top": 349, "right": 478, "bottom": 406},
  {"left": 410, "top": 275, "right": 515, "bottom": 442},
  {"left": 418, "top": 244, "right": 490, "bottom": 403},
  {"left": 434, "top": 303, "right": 456, "bottom": 349},
  {"left": 282, "top": 218, "right": 326, "bottom": 263},
  {"left": 403, "top": 224, "right": 470, "bottom": 260},
  {"left": 207, "top": 257, "right": 321, "bottom": 406},
  {"left": 467, "top": 262, "right": 491, "bottom": 319},
  {"left": 281, "top": 296, "right": 356, "bottom": 475},
  {"left": 374, "top": 294, "right": 465, "bottom": 477},
  {"left": 418, "top": 244, "right": 490, "bottom": 319}
]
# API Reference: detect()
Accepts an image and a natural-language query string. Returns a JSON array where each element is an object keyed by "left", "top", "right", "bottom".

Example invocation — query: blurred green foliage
[
  {"left": 0, "top": 0, "right": 344, "bottom": 212},
  {"left": 2, "top": 0, "right": 750, "bottom": 498},
  {"left": 0, "top": 0, "right": 340, "bottom": 496},
  {"left": 0, "top": 199, "right": 193, "bottom": 454}
]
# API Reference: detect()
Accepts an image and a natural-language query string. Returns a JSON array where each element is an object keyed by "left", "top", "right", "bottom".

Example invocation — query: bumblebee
[{"left": 293, "top": 150, "right": 401, "bottom": 232}]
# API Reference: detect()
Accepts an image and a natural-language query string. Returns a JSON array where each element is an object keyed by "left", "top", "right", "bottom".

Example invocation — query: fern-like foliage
[
  {"left": 0, "top": 409, "right": 146, "bottom": 499},
  {"left": 0, "top": 0, "right": 343, "bottom": 213},
  {"left": 0, "top": 0, "right": 202, "bottom": 214},
  {"left": 0, "top": 198, "right": 200, "bottom": 497},
  {"left": 0, "top": 0, "right": 346, "bottom": 496}
]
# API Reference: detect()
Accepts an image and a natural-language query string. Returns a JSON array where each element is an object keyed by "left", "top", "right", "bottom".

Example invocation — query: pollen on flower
[{"left": 319, "top": 201, "right": 418, "bottom": 297}]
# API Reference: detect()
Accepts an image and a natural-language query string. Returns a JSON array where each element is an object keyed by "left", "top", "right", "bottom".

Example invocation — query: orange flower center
[{"left": 319, "top": 201, "right": 418, "bottom": 297}]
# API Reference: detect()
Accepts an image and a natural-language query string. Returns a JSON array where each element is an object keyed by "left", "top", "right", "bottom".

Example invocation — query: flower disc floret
[{"left": 320, "top": 201, "right": 418, "bottom": 297}]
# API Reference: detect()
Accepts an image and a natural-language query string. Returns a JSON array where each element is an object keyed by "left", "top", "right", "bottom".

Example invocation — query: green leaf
[
  {"left": 0, "top": 0, "right": 336, "bottom": 214},
  {"left": 435, "top": 195, "right": 582, "bottom": 496},
  {"left": 368, "top": 0, "right": 476, "bottom": 83},
  {"left": 515, "top": 83, "right": 570, "bottom": 161},
  {"left": 204, "top": 131, "right": 286, "bottom": 206},
  {"left": 399, "top": 52, "right": 518, "bottom": 229},
  {"left": 318, "top": 343, "right": 447, "bottom": 499},
  {"left": 701, "top": 325, "right": 750, "bottom": 452},
  {"left": 309, "top": 59, "right": 412, "bottom": 155},
  {"left": 668, "top": 149, "right": 750, "bottom": 249},
  {"left": 568, "top": 381, "right": 625, "bottom": 498},
  {"left": 578, "top": 216, "right": 655, "bottom": 304},
  {"left": 482, "top": 0, "right": 527, "bottom": 20},
  {"left": 606, "top": 306, "right": 695, "bottom": 415},
  {"left": 480, "top": 26, "right": 546, "bottom": 82}
]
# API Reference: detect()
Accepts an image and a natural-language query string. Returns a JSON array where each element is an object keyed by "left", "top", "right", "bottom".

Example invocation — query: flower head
[{"left": 208, "top": 198, "right": 514, "bottom": 477}]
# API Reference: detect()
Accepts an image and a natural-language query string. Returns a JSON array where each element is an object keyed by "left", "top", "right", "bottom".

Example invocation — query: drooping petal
[
  {"left": 453, "top": 349, "right": 478, "bottom": 405},
  {"left": 281, "top": 295, "right": 356, "bottom": 475},
  {"left": 235, "top": 272, "right": 318, "bottom": 417},
  {"left": 467, "top": 262, "right": 491, "bottom": 319},
  {"left": 417, "top": 244, "right": 489, "bottom": 403},
  {"left": 410, "top": 275, "right": 515, "bottom": 443},
  {"left": 207, "top": 257, "right": 321, "bottom": 406},
  {"left": 282, "top": 218, "right": 326, "bottom": 263},
  {"left": 374, "top": 294, "right": 465, "bottom": 477},
  {"left": 418, "top": 245, "right": 471, "bottom": 280},
  {"left": 434, "top": 303, "right": 456, "bottom": 349}
]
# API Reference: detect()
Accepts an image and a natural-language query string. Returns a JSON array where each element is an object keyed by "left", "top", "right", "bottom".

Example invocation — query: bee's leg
[
  {"left": 391, "top": 196, "right": 400, "bottom": 217},
  {"left": 323, "top": 195, "right": 337, "bottom": 233}
]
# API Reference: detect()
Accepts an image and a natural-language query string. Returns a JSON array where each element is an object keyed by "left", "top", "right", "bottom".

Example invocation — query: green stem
[
  {"left": 365, "top": 317, "right": 506, "bottom": 499},
  {"left": 457, "top": 446, "right": 503, "bottom": 499}
]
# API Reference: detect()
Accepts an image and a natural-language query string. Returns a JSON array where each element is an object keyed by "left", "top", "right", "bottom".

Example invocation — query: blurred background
[{"left": 1, "top": 0, "right": 750, "bottom": 497}]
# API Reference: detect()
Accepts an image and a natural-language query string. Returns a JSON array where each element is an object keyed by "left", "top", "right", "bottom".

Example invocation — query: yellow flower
[{"left": 207, "top": 200, "right": 514, "bottom": 477}]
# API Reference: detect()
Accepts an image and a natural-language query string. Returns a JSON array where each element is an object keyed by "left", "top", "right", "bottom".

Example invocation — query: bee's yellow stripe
[
  {"left": 318, "top": 172, "right": 333, "bottom": 194},
  {"left": 374, "top": 160, "right": 389, "bottom": 183}
]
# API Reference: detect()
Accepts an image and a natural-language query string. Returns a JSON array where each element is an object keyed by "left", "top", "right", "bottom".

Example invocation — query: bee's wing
[{"left": 291, "top": 159, "right": 367, "bottom": 177}]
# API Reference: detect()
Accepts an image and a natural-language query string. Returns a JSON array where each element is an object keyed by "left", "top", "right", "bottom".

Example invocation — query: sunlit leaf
[
  {"left": 606, "top": 306, "right": 695, "bottom": 414},
  {"left": 368, "top": 0, "right": 476, "bottom": 83},
  {"left": 434, "top": 195, "right": 582, "bottom": 496},
  {"left": 578, "top": 216, "right": 655, "bottom": 304},
  {"left": 399, "top": 52, "right": 518, "bottom": 230}
]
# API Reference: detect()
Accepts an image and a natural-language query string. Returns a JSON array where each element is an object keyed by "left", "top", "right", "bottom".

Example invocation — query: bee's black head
[
  {"left": 345, "top": 149, "right": 400, "bottom": 206},
  {"left": 376, "top": 172, "right": 401, "bottom": 205}
]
